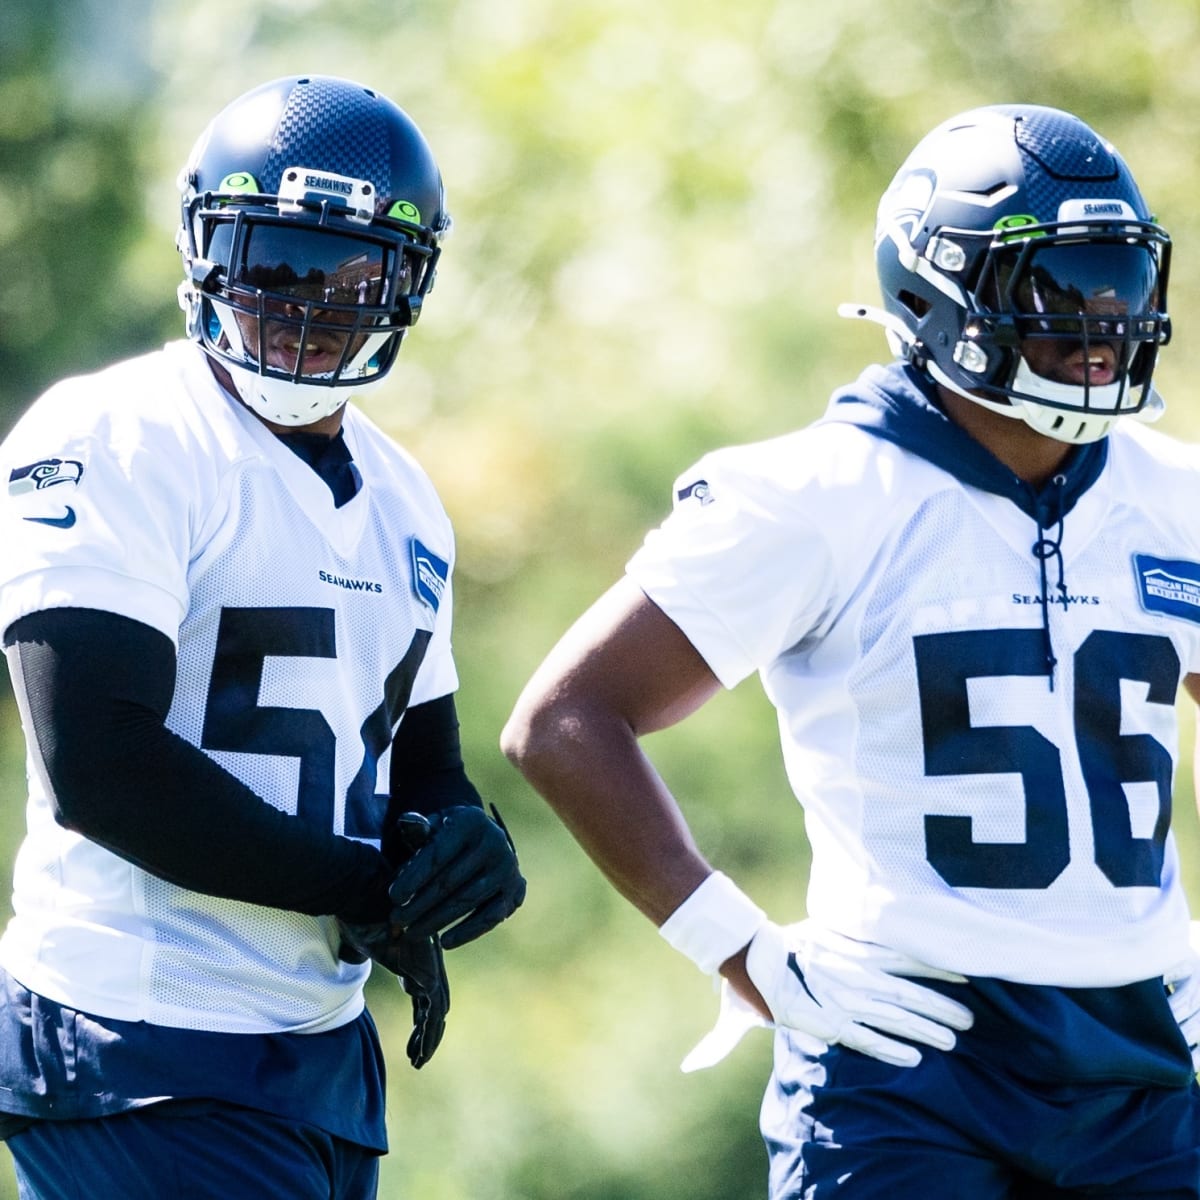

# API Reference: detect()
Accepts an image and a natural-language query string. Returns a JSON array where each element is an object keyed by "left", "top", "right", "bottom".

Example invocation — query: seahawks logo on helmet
[
  {"left": 877, "top": 168, "right": 937, "bottom": 244},
  {"left": 8, "top": 458, "right": 84, "bottom": 496}
]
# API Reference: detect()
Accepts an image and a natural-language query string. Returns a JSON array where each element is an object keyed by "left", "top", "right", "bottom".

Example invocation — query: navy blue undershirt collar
[
  {"left": 821, "top": 362, "right": 1107, "bottom": 526},
  {"left": 276, "top": 428, "right": 363, "bottom": 509}
]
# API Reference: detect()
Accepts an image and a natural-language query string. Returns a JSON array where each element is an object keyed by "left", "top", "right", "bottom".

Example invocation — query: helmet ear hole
[{"left": 898, "top": 290, "right": 931, "bottom": 319}]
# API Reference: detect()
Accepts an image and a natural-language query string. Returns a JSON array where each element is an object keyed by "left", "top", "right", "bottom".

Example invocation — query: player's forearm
[
  {"left": 502, "top": 694, "right": 710, "bottom": 926},
  {"left": 504, "top": 696, "right": 769, "bottom": 1015},
  {"left": 5, "top": 607, "right": 393, "bottom": 922}
]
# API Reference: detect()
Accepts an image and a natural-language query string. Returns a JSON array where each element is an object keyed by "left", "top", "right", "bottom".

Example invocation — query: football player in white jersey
[
  {"left": 503, "top": 105, "right": 1200, "bottom": 1196},
  {"left": 0, "top": 76, "right": 524, "bottom": 1200}
]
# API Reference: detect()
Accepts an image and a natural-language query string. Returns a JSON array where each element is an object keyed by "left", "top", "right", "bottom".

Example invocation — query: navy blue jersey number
[
  {"left": 201, "top": 607, "right": 430, "bottom": 838},
  {"left": 913, "top": 628, "right": 1179, "bottom": 890}
]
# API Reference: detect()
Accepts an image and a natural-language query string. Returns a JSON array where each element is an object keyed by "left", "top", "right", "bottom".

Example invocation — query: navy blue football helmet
[
  {"left": 841, "top": 105, "right": 1171, "bottom": 443},
  {"left": 177, "top": 75, "right": 451, "bottom": 426}
]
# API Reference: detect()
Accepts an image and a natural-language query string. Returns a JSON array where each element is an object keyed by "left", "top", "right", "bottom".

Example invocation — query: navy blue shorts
[
  {"left": 6, "top": 1099, "right": 380, "bottom": 1200},
  {"left": 761, "top": 978, "right": 1200, "bottom": 1198}
]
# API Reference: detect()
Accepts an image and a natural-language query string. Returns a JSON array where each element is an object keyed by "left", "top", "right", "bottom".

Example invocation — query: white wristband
[{"left": 658, "top": 871, "right": 767, "bottom": 975}]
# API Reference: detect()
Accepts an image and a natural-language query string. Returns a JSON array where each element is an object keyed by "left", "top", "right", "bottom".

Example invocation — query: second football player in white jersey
[{"left": 504, "top": 104, "right": 1200, "bottom": 1197}]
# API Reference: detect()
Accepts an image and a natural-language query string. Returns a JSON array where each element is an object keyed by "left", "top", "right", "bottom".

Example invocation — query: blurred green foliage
[{"left": 4, "top": 1, "right": 1200, "bottom": 1196}]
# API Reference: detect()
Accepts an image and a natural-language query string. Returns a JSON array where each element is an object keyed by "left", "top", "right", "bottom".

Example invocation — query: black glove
[
  {"left": 397, "top": 933, "right": 450, "bottom": 1069},
  {"left": 338, "top": 812, "right": 449, "bottom": 1068},
  {"left": 337, "top": 919, "right": 450, "bottom": 1069},
  {"left": 387, "top": 804, "right": 526, "bottom": 950},
  {"left": 335, "top": 814, "right": 434, "bottom": 966}
]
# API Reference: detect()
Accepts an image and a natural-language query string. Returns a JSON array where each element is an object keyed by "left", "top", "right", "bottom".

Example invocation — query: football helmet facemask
[
  {"left": 177, "top": 75, "right": 451, "bottom": 427},
  {"left": 841, "top": 104, "right": 1171, "bottom": 444}
]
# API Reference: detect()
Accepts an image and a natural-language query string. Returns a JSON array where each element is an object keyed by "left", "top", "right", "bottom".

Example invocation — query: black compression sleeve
[
  {"left": 4, "top": 608, "right": 392, "bottom": 923},
  {"left": 388, "top": 693, "right": 484, "bottom": 823}
]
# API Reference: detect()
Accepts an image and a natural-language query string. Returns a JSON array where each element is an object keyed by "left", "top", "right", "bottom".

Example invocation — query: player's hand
[
  {"left": 386, "top": 805, "right": 526, "bottom": 950},
  {"left": 336, "top": 919, "right": 450, "bottom": 1069},
  {"left": 1166, "top": 921, "right": 1200, "bottom": 1073},
  {"left": 395, "top": 932, "right": 450, "bottom": 1069},
  {"left": 744, "top": 920, "right": 974, "bottom": 1068},
  {"left": 332, "top": 812, "right": 436, "bottom": 966}
]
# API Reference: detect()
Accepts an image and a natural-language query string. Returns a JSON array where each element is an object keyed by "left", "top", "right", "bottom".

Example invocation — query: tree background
[{"left": 3, "top": 2, "right": 1200, "bottom": 1196}]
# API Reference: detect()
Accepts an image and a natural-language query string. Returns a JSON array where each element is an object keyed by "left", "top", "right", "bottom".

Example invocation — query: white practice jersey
[
  {"left": 628, "top": 397, "right": 1200, "bottom": 986},
  {"left": 0, "top": 340, "right": 458, "bottom": 1033}
]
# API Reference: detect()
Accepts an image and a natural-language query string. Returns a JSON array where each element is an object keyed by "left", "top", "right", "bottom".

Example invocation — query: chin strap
[{"left": 1136, "top": 385, "right": 1167, "bottom": 423}]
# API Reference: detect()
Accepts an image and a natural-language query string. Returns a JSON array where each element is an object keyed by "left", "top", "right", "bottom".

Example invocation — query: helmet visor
[
  {"left": 209, "top": 222, "right": 397, "bottom": 308},
  {"left": 979, "top": 239, "right": 1166, "bottom": 406},
  {"left": 994, "top": 241, "right": 1160, "bottom": 336}
]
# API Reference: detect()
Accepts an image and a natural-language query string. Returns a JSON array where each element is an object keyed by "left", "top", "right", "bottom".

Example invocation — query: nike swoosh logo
[
  {"left": 24, "top": 506, "right": 76, "bottom": 529},
  {"left": 786, "top": 951, "right": 823, "bottom": 1007}
]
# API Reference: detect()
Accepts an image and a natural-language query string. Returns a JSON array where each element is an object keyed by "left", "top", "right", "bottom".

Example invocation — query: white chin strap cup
[{"left": 223, "top": 361, "right": 378, "bottom": 427}]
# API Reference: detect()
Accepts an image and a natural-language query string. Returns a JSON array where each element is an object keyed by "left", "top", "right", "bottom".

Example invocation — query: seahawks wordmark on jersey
[
  {"left": 0, "top": 340, "right": 457, "bottom": 1033},
  {"left": 627, "top": 363, "right": 1200, "bottom": 987}
]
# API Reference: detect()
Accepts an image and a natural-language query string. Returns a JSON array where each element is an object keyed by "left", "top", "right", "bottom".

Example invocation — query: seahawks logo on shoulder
[
  {"left": 8, "top": 457, "right": 84, "bottom": 495},
  {"left": 411, "top": 538, "right": 449, "bottom": 612},
  {"left": 676, "top": 478, "right": 714, "bottom": 506}
]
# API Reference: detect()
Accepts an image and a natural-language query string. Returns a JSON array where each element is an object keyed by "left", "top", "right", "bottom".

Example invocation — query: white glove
[
  {"left": 681, "top": 976, "right": 771, "bottom": 1073},
  {"left": 744, "top": 920, "right": 974, "bottom": 1068},
  {"left": 1166, "top": 921, "right": 1200, "bottom": 1073}
]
